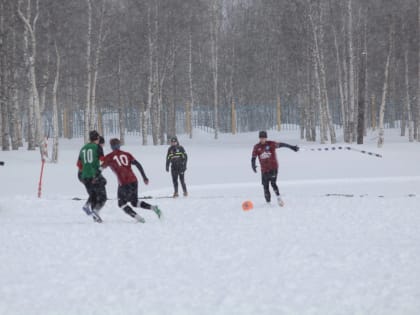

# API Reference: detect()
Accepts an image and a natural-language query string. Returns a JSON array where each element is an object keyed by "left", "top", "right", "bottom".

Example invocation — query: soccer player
[
  {"left": 166, "top": 136, "right": 188, "bottom": 198},
  {"left": 251, "top": 131, "right": 299, "bottom": 206},
  {"left": 102, "top": 138, "right": 162, "bottom": 223},
  {"left": 77, "top": 130, "right": 107, "bottom": 222}
]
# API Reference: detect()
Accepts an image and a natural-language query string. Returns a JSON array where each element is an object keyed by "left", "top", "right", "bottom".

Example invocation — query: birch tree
[
  {"left": 84, "top": 0, "right": 93, "bottom": 142},
  {"left": 357, "top": 8, "right": 367, "bottom": 144},
  {"left": 417, "top": 0, "right": 420, "bottom": 141},
  {"left": 89, "top": 0, "right": 107, "bottom": 134},
  {"left": 0, "top": 0, "right": 8, "bottom": 150},
  {"left": 309, "top": 0, "right": 336, "bottom": 144},
  {"left": 346, "top": 0, "right": 356, "bottom": 143},
  {"left": 404, "top": 48, "right": 414, "bottom": 142},
  {"left": 18, "top": 0, "right": 43, "bottom": 150},
  {"left": 8, "top": 3, "right": 21, "bottom": 150},
  {"left": 377, "top": 26, "right": 393, "bottom": 148},
  {"left": 50, "top": 42, "right": 59, "bottom": 162},
  {"left": 210, "top": 0, "right": 220, "bottom": 140},
  {"left": 187, "top": 24, "right": 194, "bottom": 139},
  {"left": 116, "top": 31, "right": 125, "bottom": 145}
]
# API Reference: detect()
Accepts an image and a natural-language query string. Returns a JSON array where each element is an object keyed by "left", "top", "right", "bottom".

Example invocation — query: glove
[
  {"left": 292, "top": 145, "right": 299, "bottom": 152},
  {"left": 0, "top": 161, "right": 4, "bottom": 166},
  {"left": 166, "top": 167, "right": 169, "bottom": 172},
  {"left": 144, "top": 178, "right": 149, "bottom": 185},
  {"left": 251, "top": 157, "right": 257, "bottom": 173}
]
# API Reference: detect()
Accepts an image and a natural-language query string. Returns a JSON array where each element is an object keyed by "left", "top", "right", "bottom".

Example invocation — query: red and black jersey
[
  {"left": 102, "top": 150, "right": 139, "bottom": 185},
  {"left": 252, "top": 141, "right": 280, "bottom": 173}
]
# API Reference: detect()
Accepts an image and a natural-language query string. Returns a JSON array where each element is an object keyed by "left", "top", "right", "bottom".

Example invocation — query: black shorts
[
  {"left": 261, "top": 169, "right": 278, "bottom": 185},
  {"left": 118, "top": 182, "right": 138, "bottom": 207}
]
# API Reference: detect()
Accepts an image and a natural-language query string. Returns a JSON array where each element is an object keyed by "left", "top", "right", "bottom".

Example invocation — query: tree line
[{"left": 0, "top": 0, "right": 419, "bottom": 160}]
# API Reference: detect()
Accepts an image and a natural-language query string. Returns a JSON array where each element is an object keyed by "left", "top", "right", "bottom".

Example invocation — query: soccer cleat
[
  {"left": 134, "top": 214, "right": 145, "bottom": 223},
  {"left": 82, "top": 203, "right": 93, "bottom": 216},
  {"left": 151, "top": 205, "right": 162, "bottom": 219},
  {"left": 277, "top": 196, "right": 285, "bottom": 207},
  {"left": 173, "top": 192, "right": 179, "bottom": 198}
]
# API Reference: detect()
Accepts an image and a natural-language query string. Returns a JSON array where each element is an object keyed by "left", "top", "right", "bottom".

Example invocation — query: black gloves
[
  {"left": 291, "top": 145, "right": 299, "bottom": 152},
  {"left": 0, "top": 161, "right": 4, "bottom": 166},
  {"left": 251, "top": 157, "right": 257, "bottom": 173}
]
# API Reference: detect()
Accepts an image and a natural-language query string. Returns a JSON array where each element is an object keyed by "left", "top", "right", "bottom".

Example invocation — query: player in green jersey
[{"left": 77, "top": 130, "right": 107, "bottom": 222}]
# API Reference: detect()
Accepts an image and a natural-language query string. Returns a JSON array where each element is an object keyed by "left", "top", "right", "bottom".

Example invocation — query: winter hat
[
  {"left": 259, "top": 131, "right": 267, "bottom": 138},
  {"left": 110, "top": 138, "right": 121, "bottom": 150},
  {"left": 89, "top": 130, "right": 100, "bottom": 141},
  {"left": 170, "top": 136, "right": 178, "bottom": 143}
]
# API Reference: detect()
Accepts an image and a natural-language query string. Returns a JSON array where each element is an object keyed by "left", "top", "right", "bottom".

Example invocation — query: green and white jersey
[{"left": 78, "top": 142, "right": 104, "bottom": 179}]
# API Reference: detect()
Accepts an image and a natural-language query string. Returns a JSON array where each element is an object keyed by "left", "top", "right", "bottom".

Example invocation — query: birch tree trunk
[
  {"left": 210, "top": 0, "right": 219, "bottom": 140},
  {"left": 0, "top": 0, "right": 9, "bottom": 150},
  {"left": 377, "top": 27, "right": 393, "bottom": 148},
  {"left": 333, "top": 25, "right": 346, "bottom": 138},
  {"left": 9, "top": 13, "right": 21, "bottom": 150},
  {"left": 371, "top": 94, "right": 376, "bottom": 130},
  {"left": 307, "top": 56, "right": 316, "bottom": 141},
  {"left": 143, "top": 5, "right": 152, "bottom": 146},
  {"left": 347, "top": 0, "right": 356, "bottom": 143},
  {"left": 318, "top": 1, "right": 336, "bottom": 143},
  {"left": 51, "top": 42, "right": 60, "bottom": 162},
  {"left": 357, "top": 11, "right": 367, "bottom": 144},
  {"left": 405, "top": 49, "right": 414, "bottom": 142},
  {"left": 188, "top": 28, "right": 194, "bottom": 139},
  {"left": 89, "top": 0, "right": 106, "bottom": 133},
  {"left": 417, "top": 0, "right": 420, "bottom": 141},
  {"left": 84, "top": 0, "right": 92, "bottom": 142},
  {"left": 18, "top": 0, "right": 42, "bottom": 149},
  {"left": 231, "top": 98, "right": 237, "bottom": 134},
  {"left": 117, "top": 34, "right": 125, "bottom": 145},
  {"left": 276, "top": 95, "right": 281, "bottom": 131},
  {"left": 39, "top": 27, "right": 50, "bottom": 114},
  {"left": 168, "top": 60, "right": 176, "bottom": 140},
  {"left": 146, "top": 4, "right": 157, "bottom": 145}
]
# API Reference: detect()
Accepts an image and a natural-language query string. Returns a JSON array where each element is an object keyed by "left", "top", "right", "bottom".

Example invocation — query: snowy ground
[{"left": 0, "top": 128, "right": 419, "bottom": 315}]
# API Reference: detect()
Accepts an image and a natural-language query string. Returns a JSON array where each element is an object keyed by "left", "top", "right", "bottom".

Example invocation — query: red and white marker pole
[{"left": 37, "top": 137, "right": 49, "bottom": 198}]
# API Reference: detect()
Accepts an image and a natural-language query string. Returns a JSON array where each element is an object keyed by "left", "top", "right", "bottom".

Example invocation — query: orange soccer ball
[{"left": 242, "top": 200, "right": 254, "bottom": 211}]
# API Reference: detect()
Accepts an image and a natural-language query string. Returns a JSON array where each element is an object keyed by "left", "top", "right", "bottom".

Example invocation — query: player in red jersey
[
  {"left": 251, "top": 131, "right": 299, "bottom": 206},
  {"left": 101, "top": 138, "right": 162, "bottom": 223}
]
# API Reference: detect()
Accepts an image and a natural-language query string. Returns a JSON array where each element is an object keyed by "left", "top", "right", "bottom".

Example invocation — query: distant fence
[{"left": 41, "top": 102, "right": 405, "bottom": 138}]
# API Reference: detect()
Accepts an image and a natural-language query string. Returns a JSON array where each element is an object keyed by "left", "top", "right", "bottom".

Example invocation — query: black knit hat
[
  {"left": 170, "top": 136, "right": 178, "bottom": 143},
  {"left": 259, "top": 131, "right": 267, "bottom": 138}
]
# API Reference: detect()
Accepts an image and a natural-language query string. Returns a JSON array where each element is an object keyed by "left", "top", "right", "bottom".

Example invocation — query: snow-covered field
[{"left": 0, "top": 129, "right": 419, "bottom": 315}]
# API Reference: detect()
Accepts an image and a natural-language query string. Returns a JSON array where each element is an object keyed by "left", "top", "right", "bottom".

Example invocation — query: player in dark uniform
[
  {"left": 166, "top": 136, "right": 188, "bottom": 198},
  {"left": 101, "top": 138, "right": 162, "bottom": 223},
  {"left": 77, "top": 130, "right": 107, "bottom": 222},
  {"left": 251, "top": 131, "right": 299, "bottom": 206}
]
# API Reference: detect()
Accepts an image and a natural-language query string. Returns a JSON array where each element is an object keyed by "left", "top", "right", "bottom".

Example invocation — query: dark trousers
[
  {"left": 171, "top": 168, "right": 187, "bottom": 193},
  {"left": 118, "top": 182, "right": 152, "bottom": 218},
  {"left": 83, "top": 175, "right": 107, "bottom": 211},
  {"left": 261, "top": 169, "right": 279, "bottom": 202}
]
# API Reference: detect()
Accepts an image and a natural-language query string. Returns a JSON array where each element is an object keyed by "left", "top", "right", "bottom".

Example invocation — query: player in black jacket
[{"left": 166, "top": 136, "right": 188, "bottom": 198}]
